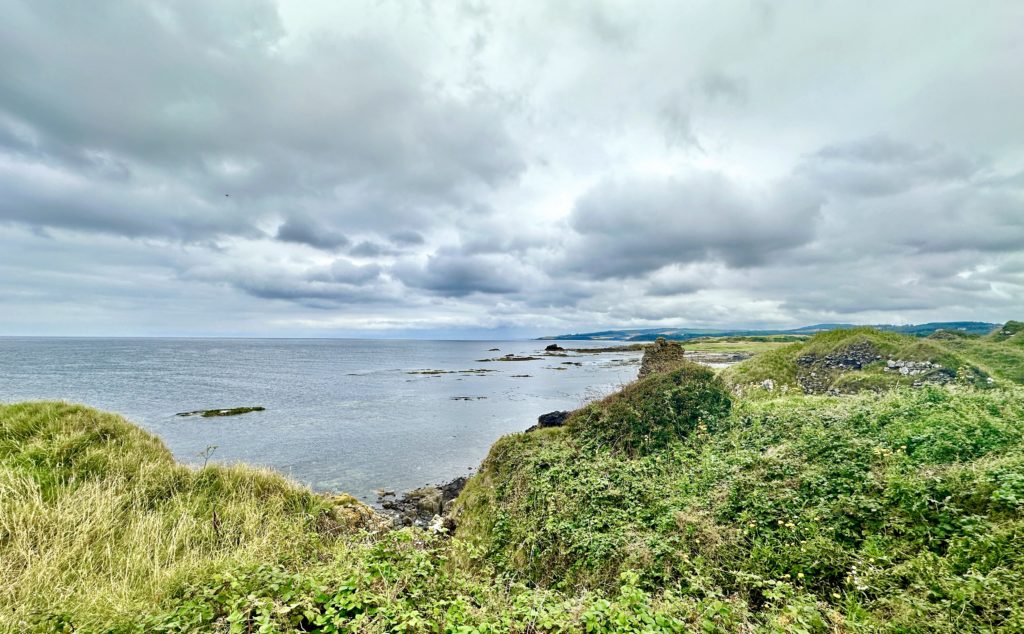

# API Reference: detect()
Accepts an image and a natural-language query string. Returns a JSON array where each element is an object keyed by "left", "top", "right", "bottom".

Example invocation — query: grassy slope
[
  {"left": 934, "top": 321, "right": 1024, "bottom": 384},
  {"left": 456, "top": 382, "right": 1024, "bottom": 631},
  {"left": 0, "top": 402, "right": 371, "bottom": 632}
]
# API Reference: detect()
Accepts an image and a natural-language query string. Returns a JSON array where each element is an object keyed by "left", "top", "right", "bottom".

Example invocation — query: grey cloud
[
  {"left": 801, "top": 136, "right": 981, "bottom": 197},
  {"left": 2, "top": 2, "right": 1023, "bottom": 336},
  {"left": 698, "top": 71, "right": 747, "bottom": 105},
  {"left": 228, "top": 277, "right": 380, "bottom": 308},
  {"left": 563, "top": 171, "right": 823, "bottom": 279},
  {"left": 645, "top": 267, "right": 708, "bottom": 297},
  {"left": 796, "top": 137, "right": 1024, "bottom": 258},
  {"left": 395, "top": 253, "right": 525, "bottom": 296},
  {"left": 659, "top": 99, "right": 702, "bottom": 150},
  {"left": 389, "top": 230, "right": 425, "bottom": 245},
  {"left": 646, "top": 279, "right": 703, "bottom": 297},
  {"left": 311, "top": 259, "right": 382, "bottom": 286},
  {"left": 0, "top": 162, "right": 258, "bottom": 241},
  {"left": 349, "top": 241, "right": 397, "bottom": 258},
  {"left": 0, "top": 0, "right": 524, "bottom": 242},
  {"left": 275, "top": 216, "right": 350, "bottom": 250},
  {"left": 198, "top": 259, "right": 387, "bottom": 309}
]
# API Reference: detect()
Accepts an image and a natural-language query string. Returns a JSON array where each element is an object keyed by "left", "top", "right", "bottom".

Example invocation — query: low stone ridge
[
  {"left": 685, "top": 351, "right": 752, "bottom": 365},
  {"left": 176, "top": 406, "right": 265, "bottom": 418},
  {"left": 407, "top": 368, "right": 496, "bottom": 375},
  {"left": 797, "top": 341, "right": 881, "bottom": 372},
  {"left": 525, "top": 410, "right": 571, "bottom": 432},
  {"left": 381, "top": 476, "right": 468, "bottom": 530},
  {"left": 884, "top": 359, "right": 942, "bottom": 375},
  {"left": 476, "top": 354, "right": 542, "bottom": 362},
  {"left": 638, "top": 337, "right": 688, "bottom": 378},
  {"left": 796, "top": 342, "right": 883, "bottom": 394},
  {"left": 793, "top": 341, "right": 958, "bottom": 394}
]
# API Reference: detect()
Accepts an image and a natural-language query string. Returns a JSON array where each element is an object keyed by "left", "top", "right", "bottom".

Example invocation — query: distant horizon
[{"left": 0, "top": 318, "right": 1009, "bottom": 342}]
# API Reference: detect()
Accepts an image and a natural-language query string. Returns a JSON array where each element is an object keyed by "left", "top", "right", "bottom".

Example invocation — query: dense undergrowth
[{"left": 3, "top": 325, "right": 1024, "bottom": 632}]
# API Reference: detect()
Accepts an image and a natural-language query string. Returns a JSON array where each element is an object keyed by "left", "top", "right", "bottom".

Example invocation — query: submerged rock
[
  {"left": 176, "top": 406, "right": 265, "bottom": 418},
  {"left": 476, "top": 354, "right": 542, "bottom": 362}
]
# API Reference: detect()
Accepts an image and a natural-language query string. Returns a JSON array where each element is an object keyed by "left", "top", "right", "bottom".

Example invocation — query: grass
[
  {"left": 681, "top": 335, "right": 807, "bottom": 355},
  {"left": 933, "top": 322, "right": 1024, "bottom": 384},
  {"left": 0, "top": 402, "right": 368, "bottom": 632}
]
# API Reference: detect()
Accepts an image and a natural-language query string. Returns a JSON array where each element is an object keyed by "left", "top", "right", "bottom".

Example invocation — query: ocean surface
[{"left": 0, "top": 338, "right": 641, "bottom": 501}]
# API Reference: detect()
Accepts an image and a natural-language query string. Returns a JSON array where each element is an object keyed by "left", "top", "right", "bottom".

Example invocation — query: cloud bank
[{"left": 1, "top": 0, "right": 1022, "bottom": 337}]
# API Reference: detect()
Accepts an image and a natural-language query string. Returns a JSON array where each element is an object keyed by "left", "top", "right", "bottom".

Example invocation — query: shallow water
[{"left": 0, "top": 338, "right": 640, "bottom": 501}]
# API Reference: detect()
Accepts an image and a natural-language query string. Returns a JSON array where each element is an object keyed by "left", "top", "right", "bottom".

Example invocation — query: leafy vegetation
[
  {"left": 3, "top": 324, "right": 1024, "bottom": 632},
  {"left": 455, "top": 385, "right": 1024, "bottom": 633}
]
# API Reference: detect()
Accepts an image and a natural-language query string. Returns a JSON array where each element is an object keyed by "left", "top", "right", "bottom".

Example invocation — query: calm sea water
[{"left": 0, "top": 338, "right": 640, "bottom": 501}]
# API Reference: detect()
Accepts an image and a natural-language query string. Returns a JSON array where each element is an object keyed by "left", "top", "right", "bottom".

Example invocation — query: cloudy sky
[{"left": 1, "top": 1, "right": 1022, "bottom": 337}]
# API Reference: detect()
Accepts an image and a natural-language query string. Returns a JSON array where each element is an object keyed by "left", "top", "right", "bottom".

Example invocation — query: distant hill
[{"left": 539, "top": 321, "right": 1000, "bottom": 341}]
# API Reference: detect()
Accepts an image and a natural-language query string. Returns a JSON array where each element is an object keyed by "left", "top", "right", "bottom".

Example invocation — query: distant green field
[{"left": 682, "top": 334, "right": 807, "bottom": 354}]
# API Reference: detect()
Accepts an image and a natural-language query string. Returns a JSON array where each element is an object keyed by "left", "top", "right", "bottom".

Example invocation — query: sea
[{"left": 0, "top": 338, "right": 641, "bottom": 502}]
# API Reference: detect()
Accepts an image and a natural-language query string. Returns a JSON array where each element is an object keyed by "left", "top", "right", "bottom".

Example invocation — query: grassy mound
[
  {"left": 567, "top": 362, "right": 731, "bottom": 455},
  {"left": 0, "top": 402, "right": 371, "bottom": 632},
  {"left": 723, "top": 327, "right": 998, "bottom": 393}
]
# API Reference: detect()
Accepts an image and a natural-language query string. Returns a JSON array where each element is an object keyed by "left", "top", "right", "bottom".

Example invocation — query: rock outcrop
[
  {"left": 638, "top": 337, "right": 687, "bottom": 378},
  {"left": 381, "top": 476, "right": 468, "bottom": 530},
  {"left": 525, "top": 410, "right": 571, "bottom": 432}
]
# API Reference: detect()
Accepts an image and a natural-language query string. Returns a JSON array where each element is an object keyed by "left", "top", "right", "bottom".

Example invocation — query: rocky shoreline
[{"left": 377, "top": 407, "right": 576, "bottom": 531}]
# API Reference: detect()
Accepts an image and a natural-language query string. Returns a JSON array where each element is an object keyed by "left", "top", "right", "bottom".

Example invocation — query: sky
[{"left": 1, "top": 1, "right": 1022, "bottom": 338}]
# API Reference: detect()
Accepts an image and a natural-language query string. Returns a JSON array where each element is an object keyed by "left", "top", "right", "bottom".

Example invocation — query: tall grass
[{"left": 0, "top": 402, "right": 354, "bottom": 631}]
